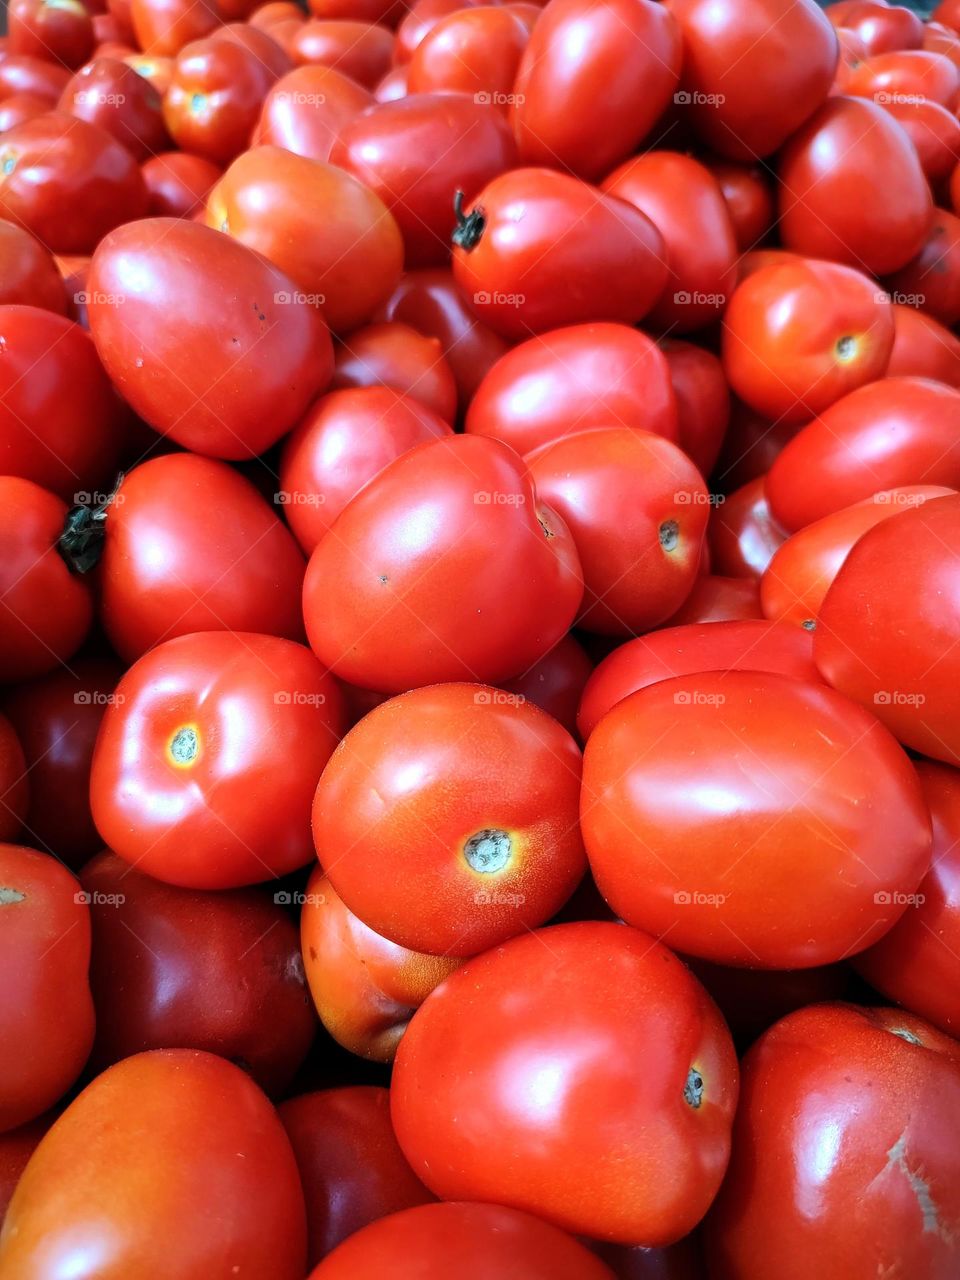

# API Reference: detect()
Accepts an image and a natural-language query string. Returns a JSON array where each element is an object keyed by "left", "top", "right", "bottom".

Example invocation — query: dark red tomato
[
  {"left": 664, "top": 575, "right": 763, "bottom": 625},
  {"left": 0, "top": 93, "right": 50, "bottom": 132},
  {"left": 59, "top": 57, "right": 168, "bottom": 161},
  {"left": 661, "top": 339, "right": 730, "bottom": 476},
  {"left": 602, "top": 152, "right": 738, "bottom": 334},
  {"left": 886, "top": 212, "right": 960, "bottom": 327},
  {"left": 280, "top": 1088, "right": 434, "bottom": 1269},
  {"left": 0, "top": 1115, "right": 52, "bottom": 1229},
  {"left": 709, "top": 477, "right": 787, "bottom": 578},
  {"left": 847, "top": 47, "right": 960, "bottom": 106},
  {"left": 887, "top": 301, "right": 960, "bottom": 384},
  {"left": 704, "top": 159, "right": 775, "bottom": 252},
  {"left": 0, "top": 55, "right": 70, "bottom": 103},
  {"left": 0, "top": 713, "right": 26, "bottom": 843},
  {"left": 256, "top": 65, "right": 372, "bottom": 162},
  {"left": 816, "top": 493, "right": 960, "bottom": 765},
  {"left": 8, "top": 0, "right": 94, "bottom": 70},
  {"left": 141, "top": 150, "right": 220, "bottom": 216},
  {"left": 686, "top": 959, "right": 851, "bottom": 1049},
  {"left": 0, "top": 224, "right": 65, "bottom": 315},
  {"left": 373, "top": 61, "right": 407, "bottom": 101},
  {"left": 408, "top": 5, "right": 531, "bottom": 107},
  {"left": 591, "top": 1236, "right": 705, "bottom": 1280},
  {"left": 665, "top": 0, "right": 837, "bottom": 159},
  {"left": 129, "top": 0, "right": 219, "bottom": 56},
  {"left": 778, "top": 97, "right": 932, "bottom": 274},
  {"left": 713, "top": 401, "right": 800, "bottom": 493},
  {"left": 577, "top": 619, "right": 819, "bottom": 740},
  {"left": 0, "top": 1050, "right": 307, "bottom": 1278},
  {"left": 307, "top": 0, "right": 401, "bottom": 20},
  {"left": 331, "top": 322, "right": 457, "bottom": 421},
  {"left": 706, "top": 1004, "right": 960, "bottom": 1280},
  {"left": 87, "top": 218, "right": 334, "bottom": 459},
  {"left": 292, "top": 20, "right": 393, "bottom": 88},
  {"left": 303, "top": 434, "right": 583, "bottom": 691},
  {"left": 0, "top": 113, "right": 148, "bottom": 254},
  {"left": 0, "top": 845, "right": 94, "bottom": 1133},
  {"left": 882, "top": 99, "right": 960, "bottom": 184},
  {"left": 279, "top": 386, "right": 451, "bottom": 554},
  {"left": 582, "top": 671, "right": 932, "bottom": 967},
  {"left": 500, "top": 633, "right": 593, "bottom": 738},
  {"left": 251, "top": 1, "right": 307, "bottom": 29},
  {"left": 331, "top": 93, "right": 518, "bottom": 267},
  {"left": 301, "top": 870, "right": 459, "bottom": 1061},
  {"left": 392, "top": 921, "right": 738, "bottom": 1245},
  {"left": 512, "top": 0, "right": 679, "bottom": 180},
  {"left": 394, "top": 0, "right": 489, "bottom": 63},
  {"left": 466, "top": 324, "right": 678, "bottom": 454},
  {"left": 766, "top": 377, "right": 960, "bottom": 531},
  {"left": 841, "top": 2, "right": 924, "bottom": 55},
  {"left": 55, "top": 254, "right": 91, "bottom": 326},
  {"left": 310, "top": 1202, "right": 617, "bottom": 1279},
  {"left": 81, "top": 850, "right": 315, "bottom": 1094}
]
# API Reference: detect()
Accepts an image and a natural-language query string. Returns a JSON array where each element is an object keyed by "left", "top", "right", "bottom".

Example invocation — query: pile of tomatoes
[{"left": 2, "top": 0, "right": 960, "bottom": 1275}]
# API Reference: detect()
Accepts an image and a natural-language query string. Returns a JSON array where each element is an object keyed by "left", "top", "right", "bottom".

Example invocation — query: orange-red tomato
[
  {"left": 331, "top": 322, "right": 458, "bottom": 422},
  {"left": 256, "top": 64, "right": 372, "bottom": 160},
  {"left": 846, "top": 47, "right": 960, "bottom": 107},
  {"left": 408, "top": 5, "right": 531, "bottom": 107},
  {"left": 129, "top": 0, "right": 219, "bottom": 55},
  {"left": 59, "top": 56, "right": 169, "bottom": 160},
  {"left": 8, "top": 0, "right": 94, "bottom": 69},
  {"left": 886, "top": 302, "right": 960, "bottom": 385},
  {"left": 665, "top": 574, "right": 764, "bottom": 625},
  {"left": 291, "top": 19, "right": 393, "bottom": 88}
]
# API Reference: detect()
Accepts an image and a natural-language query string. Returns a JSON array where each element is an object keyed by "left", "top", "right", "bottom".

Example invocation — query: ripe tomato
[
  {"left": 847, "top": 47, "right": 960, "bottom": 106},
  {"left": 704, "top": 159, "right": 775, "bottom": 252},
  {"left": 886, "top": 302, "right": 960, "bottom": 384},
  {"left": 408, "top": 5, "right": 531, "bottom": 107},
  {"left": 141, "top": 150, "right": 221, "bottom": 216},
  {"left": 0, "top": 845, "right": 94, "bottom": 1133},
  {"left": 8, "top": 0, "right": 94, "bottom": 69},
  {"left": 90, "top": 631, "right": 346, "bottom": 889},
  {"left": 665, "top": 575, "right": 763, "bottom": 625},
  {"left": 302, "top": 434, "right": 583, "bottom": 692},
  {"left": 0, "top": 1116, "right": 51, "bottom": 1231},
  {"left": 661, "top": 340, "right": 730, "bottom": 476},
  {"left": 331, "top": 322, "right": 458, "bottom": 422},
  {"left": 392, "top": 921, "right": 738, "bottom": 1245},
  {"left": 0, "top": 224, "right": 65, "bottom": 313},
  {"left": 0, "top": 55, "right": 70, "bottom": 103},
  {"left": 885, "top": 212, "right": 960, "bottom": 327},
  {"left": 87, "top": 218, "right": 333, "bottom": 459},
  {"left": 394, "top": 0, "right": 488, "bottom": 62},
  {"left": 130, "top": 0, "right": 218, "bottom": 53},
  {"left": 881, "top": 98, "right": 960, "bottom": 183},
  {"left": 582, "top": 671, "right": 932, "bottom": 967},
  {"left": 0, "top": 1050, "right": 307, "bottom": 1279},
  {"left": 300, "top": 870, "right": 460, "bottom": 1060},
  {"left": 123, "top": 51, "right": 173, "bottom": 93},
  {"left": 60, "top": 57, "right": 168, "bottom": 161},
  {"left": 840, "top": 2, "right": 924, "bottom": 55},
  {"left": 0, "top": 93, "right": 50, "bottom": 133},
  {"left": 291, "top": 20, "right": 393, "bottom": 88},
  {"left": 499, "top": 632, "right": 593, "bottom": 737},
  {"left": 709, "top": 477, "right": 787, "bottom": 578},
  {"left": 0, "top": 714, "right": 26, "bottom": 843},
  {"left": 256, "top": 65, "right": 372, "bottom": 161}
]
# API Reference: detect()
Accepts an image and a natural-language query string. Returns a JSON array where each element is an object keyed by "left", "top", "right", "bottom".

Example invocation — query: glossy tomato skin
[
  {"left": 0, "top": 93, "right": 50, "bottom": 133},
  {"left": 313, "top": 682, "right": 585, "bottom": 955},
  {"left": 511, "top": 0, "right": 680, "bottom": 180},
  {"left": 885, "top": 211, "right": 960, "bottom": 327},
  {"left": 887, "top": 302, "right": 960, "bottom": 384},
  {"left": 408, "top": 5, "right": 530, "bottom": 106},
  {"left": 660, "top": 339, "right": 730, "bottom": 476},
  {"left": 331, "top": 322, "right": 458, "bottom": 422},
  {"left": 291, "top": 20, "right": 393, "bottom": 89},
  {"left": 256, "top": 64, "right": 372, "bottom": 161},
  {"left": 0, "top": 56, "right": 71, "bottom": 103},
  {"left": 0, "top": 1115, "right": 52, "bottom": 1230},
  {"left": 705, "top": 159, "right": 774, "bottom": 252},
  {"left": 500, "top": 632, "right": 593, "bottom": 738},
  {"left": 392, "top": 921, "right": 738, "bottom": 1246},
  {"left": 664, "top": 575, "right": 762, "bottom": 625},
  {"left": 882, "top": 98, "right": 960, "bottom": 183},
  {"left": 0, "top": 224, "right": 65, "bottom": 313},
  {"left": 87, "top": 218, "right": 334, "bottom": 459},
  {"left": 815, "top": 494, "right": 960, "bottom": 765},
  {"left": 0, "top": 845, "right": 94, "bottom": 1134},
  {"left": 60, "top": 57, "right": 169, "bottom": 161},
  {"left": 141, "top": 149, "right": 220, "bottom": 216},
  {"left": 847, "top": 47, "right": 960, "bottom": 106},
  {"left": 301, "top": 870, "right": 460, "bottom": 1061},
  {"left": 709, "top": 477, "right": 787, "bottom": 578},
  {"left": 8, "top": 0, "right": 94, "bottom": 69},
  {"left": 130, "top": 0, "right": 219, "bottom": 55},
  {"left": 303, "top": 434, "right": 583, "bottom": 692},
  {"left": 706, "top": 1004, "right": 960, "bottom": 1280},
  {"left": 842, "top": 2, "right": 924, "bottom": 55},
  {"left": 90, "top": 632, "right": 347, "bottom": 889},
  {"left": 465, "top": 323, "right": 679, "bottom": 453},
  {"left": 0, "top": 1050, "right": 307, "bottom": 1280},
  {"left": 582, "top": 671, "right": 933, "bottom": 967}
]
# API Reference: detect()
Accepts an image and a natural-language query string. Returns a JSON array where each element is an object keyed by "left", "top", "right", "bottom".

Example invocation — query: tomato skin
[
  {"left": 709, "top": 477, "right": 787, "bottom": 579},
  {"left": 91, "top": 632, "right": 347, "bottom": 889},
  {"left": 129, "top": 0, "right": 219, "bottom": 56},
  {"left": 778, "top": 96, "right": 933, "bottom": 275},
  {"left": 60, "top": 57, "right": 168, "bottom": 161},
  {"left": 408, "top": 5, "right": 530, "bottom": 107},
  {"left": 8, "top": 0, "right": 94, "bottom": 70},
  {"left": 292, "top": 21, "right": 392, "bottom": 88},
  {"left": 0, "top": 224, "right": 65, "bottom": 313},
  {"left": 279, "top": 387, "right": 451, "bottom": 555},
  {"left": 141, "top": 149, "right": 220, "bottom": 216},
  {"left": 87, "top": 218, "right": 333, "bottom": 459},
  {"left": 577, "top": 620, "right": 818, "bottom": 740},
  {"left": 511, "top": 0, "right": 680, "bottom": 181},
  {"left": 0, "top": 56, "right": 70, "bottom": 103},
  {"left": 848, "top": 47, "right": 960, "bottom": 106},
  {"left": 705, "top": 1004, "right": 960, "bottom": 1280},
  {"left": 0, "top": 845, "right": 94, "bottom": 1134},
  {"left": 256, "top": 64, "right": 371, "bottom": 160},
  {"left": 664, "top": 574, "right": 763, "bottom": 625},
  {"left": 766, "top": 377, "right": 960, "bottom": 532},
  {"left": 885, "top": 101, "right": 960, "bottom": 185},
  {"left": 394, "top": 0, "right": 488, "bottom": 63},
  {"left": 661, "top": 340, "right": 730, "bottom": 476},
  {"left": 0, "top": 1050, "right": 307, "bottom": 1280},
  {"left": 331, "top": 322, "right": 458, "bottom": 422},
  {"left": 313, "top": 682, "right": 585, "bottom": 956},
  {"left": 704, "top": 160, "right": 774, "bottom": 253},
  {"left": 582, "top": 671, "right": 933, "bottom": 968},
  {"left": 0, "top": 715, "right": 27, "bottom": 844},
  {"left": 303, "top": 434, "right": 583, "bottom": 692},
  {"left": 301, "top": 871, "right": 460, "bottom": 1061},
  {"left": 886, "top": 212, "right": 960, "bottom": 327},
  {"left": 887, "top": 301, "right": 960, "bottom": 385},
  {"left": 841, "top": 2, "right": 925, "bottom": 55},
  {"left": 123, "top": 51, "right": 174, "bottom": 93},
  {"left": 0, "top": 1116, "right": 52, "bottom": 1231},
  {"left": 0, "top": 93, "right": 49, "bottom": 132},
  {"left": 392, "top": 921, "right": 738, "bottom": 1246},
  {"left": 500, "top": 632, "right": 593, "bottom": 737}
]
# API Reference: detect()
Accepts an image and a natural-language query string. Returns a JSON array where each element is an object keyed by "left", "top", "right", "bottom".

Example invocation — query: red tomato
[
  {"left": 0, "top": 93, "right": 50, "bottom": 132},
  {"left": 123, "top": 51, "right": 173, "bottom": 92},
  {"left": 394, "top": 0, "right": 489, "bottom": 63},
  {"left": 331, "top": 322, "right": 457, "bottom": 421},
  {"left": 0, "top": 224, "right": 64, "bottom": 314},
  {"left": 881, "top": 100, "right": 960, "bottom": 184},
  {"left": 664, "top": 575, "right": 763, "bottom": 625},
  {"left": 847, "top": 47, "right": 960, "bottom": 106},
  {"left": 87, "top": 218, "right": 334, "bottom": 459},
  {"left": 935, "top": 0, "right": 960, "bottom": 34},
  {"left": 704, "top": 159, "right": 775, "bottom": 252},
  {"left": 60, "top": 57, "right": 168, "bottom": 160},
  {"left": 885, "top": 212, "right": 960, "bottom": 327},
  {"left": 129, "top": 0, "right": 219, "bottom": 56},
  {"left": 301, "top": 870, "right": 460, "bottom": 1060},
  {"left": 499, "top": 632, "right": 593, "bottom": 738},
  {"left": 581, "top": 671, "right": 932, "bottom": 967},
  {"left": 408, "top": 5, "right": 531, "bottom": 107},
  {"left": 706, "top": 1004, "right": 960, "bottom": 1280},
  {"left": 0, "top": 1115, "right": 52, "bottom": 1231},
  {"left": 291, "top": 20, "right": 393, "bottom": 88},
  {"left": 256, "top": 64, "right": 372, "bottom": 161},
  {"left": 843, "top": 3, "right": 925, "bottom": 54},
  {"left": 307, "top": 0, "right": 401, "bottom": 19},
  {"left": 0, "top": 55, "right": 70, "bottom": 102},
  {"left": 392, "top": 921, "right": 738, "bottom": 1245},
  {"left": 375, "top": 64, "right": 407, "bottom": 98},
  {"left": 313, "top": 682, "right": 585, "bottom": 955},
  {"left": 0, "top": 1050, "right": 307, "bottom": 1279},
  {"left": 709, "top": 477, "right": 787, "bottom": 578},
  {"left": 0, "top": 845, "right": 94, "bottom": 1133},
  {"left": 141, "top": 149, "right": 220, "bottom": 216},
  {"left": 466, "top": 323, "right": 678, "bottom": 454},
  {"left": 832, "top": 24, "right": 870, "bottom": 91},
  {"left": 8, "top": 0, "right": 94, "bottom": 69},
  {"left": 887, "top": 301, "right": 960, "bottom": 384},
  {"left": 0, "top": 714, "right": 26, "bottom": 844},
  {"left": 303, "top": 434, "right": 583, "bottom": 691},
  {"left": 511, "top": 0, "right": 680, "bottom": 180},
  {"left": 90, "top": 632, "right": 347, "bottom": 889},
  {"left": 661, "top": 340, "right": 730, "bottom": 476}
]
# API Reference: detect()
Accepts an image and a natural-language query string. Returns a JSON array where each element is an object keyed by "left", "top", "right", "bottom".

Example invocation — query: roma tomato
[
  {"left": 881, "top": 99, "right": 960, "bottom": 183},
  {"left": 391, "top": 921, "right": 738, "bottom": 1246},
  {"left": 887, "top": 302, "right": 960, "bottom": 384},
  {"left": 87, "top": 218, "right": 334, "bottom": 459},
  {"left": 291, "top": 20, "right": 393, "bottom": 88},
  {"left": 141, "top": 150, "right": 220, "bottom": 216},
  {"left": 660, "top": 339, "right": 730, "bottom": 476},
  {"left": 709, "top": 477, "right": 787, "bottom": 578},
  {"left": 846, "top": 48, "right": 960, "bottom": 107},
  {"left": 704, "top": 159, "right": 775, "bottom": 252},
  {"left": 60, "top": 57, "right": 168, "bottom": 161},
  {"left": 394, "top": 0, "right": 489, "bottom": 63},
  {"left": 129, "top": 0, "right": 219, "bottom": 56},
  {"left": 841, "top": 2, "right": 924, "bottom": 55},
  {"left": 313, "top": 682, "right": 585, "bottom": 955},
  {"left": 0, "top": 223, "right": 65, "bottom": 313},
  {"left": 7, "top": 0, "right": 94, "bottom": 69},
  {"left": 499, "top": 632, "right": 593, "bottom": 737},
  {"left": 331, "top": 322, "right": 458, "bottom": 422},
  {"left": 0, "top": 56, "right": 70, "bottom": 103},
  {"left": 664, "top": 575, "right": 763, "bottom": 625},
  {"left": 581, "top": 672, "right": 933, "bottom": 967},
  {"left": 885, "top": 212, "right": 960, "bottom": 327},
  {"left": 256, "top": 65, "right": 372, "bottom": 161},
  {"left": 408, "top": 5, "right": 531, "bottom": 107},
  {"left": 302, "top": 434, "right": 583, "bottom": 692},
  {"left": 0, "top": 714, "right": 26, "bottom": 843},
  {"left": 90, "top": 632, "right": 347, "bottom": 889}
]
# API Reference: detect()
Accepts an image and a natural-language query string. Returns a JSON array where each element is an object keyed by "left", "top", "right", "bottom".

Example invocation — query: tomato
[
  {"left": 602, "top": 152, "right": 738, "bottom": 334},
  {"left": 882, "top": 101, "right": 960, "bottom": 186},
  {"left": 0, "top": 225, "right": 63, "bottom": 315},
  {"left": 307, "top": 0, "right": 401, "bottom": 19},
  {"left": 331, "top": 322, "right": 457, "bottom": 421},
  {"left": 251, "top": 0, "right": 307, "bottom": 28},
  {"left": 761, "top": 486, "right": 956, "bottom": 630},
  {"left": 766, "top": 377, "right": 960, "bottom": 531},
  {"left": 301, "top": 870, "right": 459, "bottom": 1060},
  {"left": 583, "top": 671, "right": 932, "bottom": 968},
  {"left": 664, "top": 575, "right": 763, "bottom": 625},
  {"left": 577, "top": 619, "right": 819, "bottom": 740},
  {"left": 408, "top": 5, "right": 530, "bottom": 107},
  {"left": 661, "top": 340, "right": 730, "bottom": 477},
  {"left": 466, "top": 324, "right": 678, "bottom": 454},
  {"left": 91, "top": 632, "right": 346, "bottom": 889},
  {"left": 511, "top": 0, "right": 679, "bottom": 180},
  {"left": 815, "top": 493, "right": 960, "bottom": 765},
  {"left": 0, "top": 845, "right": 93, "bottom": 1133},
  {"left": 0, "top": 1116, "right": 51, "bottom": 1231},
  {"left": 314, "top": 682, "right": 585, "bottom": 955},
  {"left": 778, "top": 97, "right": 932, "bottom": 274},
  {"left": 843, "top": 3, "right": 925, "bottom": 55},
  {"left": 0, "top": 1050, "right": 306, "bottom": 1279},
  {"left": 8, "top": 0, "right": 94, "bottom": 70},
  {"left": 704, "top": 159, "right": 775, "bottom": 252},
  {"left": 713, "top": 402, "right": 798, "bottom": 494},
  {"left": 87, "top": 218, "right": 333, "bottom": 459},
  {"left": 256, "top": 65, "right": 371, "bottom": 163},
  {"left": 709, "top": 477, "right": 787, "bottom": 578},
  {"left": 886, "top": 212, "right": 960, "bottom": 327},
  {"left": 0, "top": 55, "right": 70, "bottom": 103},
  {"left": 847, "top": 47, "right": 960, "bottom": 106},
  {"left": 394, "top": 0, "right": 489, "bottom": 63},
  {"left": 935, "top": 0, "right": 960, "bottom": 34},
  {"left": 500, "top": 632, "right": 593, "bottom": 737},
  {"left": 129, "top": 0, "right": 218, "bottom": 56},
  {"left": 722, "top": 258, "right": 895, "bottom": 425},
  {"left": 0, "top": 113, "right": 148, "bottom": 254},
  {"left": 0, "top": 714, "right": 26, "bottom": 844},
  {"left": 706, "top": 1004, "right": 960, "bottom": 1280},
  {"left": 141, "top": 149, "right": 220, "bottom": 216},
  {"left": 331, "top": 93, "right": 517, "bottom": 267},
  {"left": 279, "top": 386, "right": 451, "bottom": 554},
  {"left": 392, "top": 921, "right": 737, "bottom": 1245},
  {"left": 292, "top": 20, "right": 393, "bottom": 88},
  {"left": 832, "top": 24, "right": 870, "bottom": 91},
  {"left": 888, "top": 302, "right": 960, "bottom": 384},
  {"left": 0, "top": 93, "right": 49, "bottom": 132},
  {"left": 60, "top": 57, "right": 168, "bottom": 161}
]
